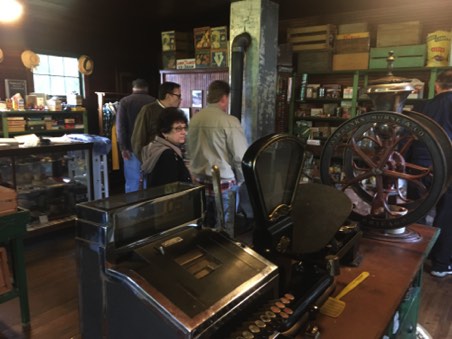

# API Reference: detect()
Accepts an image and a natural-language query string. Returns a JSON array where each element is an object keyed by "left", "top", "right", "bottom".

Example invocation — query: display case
[{"left": 0, "top": 143, "right": 93, "bottom": 233}]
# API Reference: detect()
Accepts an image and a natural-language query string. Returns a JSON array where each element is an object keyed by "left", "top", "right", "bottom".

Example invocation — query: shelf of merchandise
[
  {"left": 0, "top": 110, "right": 88, "bottom": 138},
  {"left": 289, "top": 66, "right": 452, "bottom": 138}
]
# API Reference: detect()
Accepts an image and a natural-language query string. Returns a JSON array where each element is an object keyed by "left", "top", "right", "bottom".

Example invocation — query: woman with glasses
[{"left": 141, "top": 107, "right": 192, "bottom": 187}]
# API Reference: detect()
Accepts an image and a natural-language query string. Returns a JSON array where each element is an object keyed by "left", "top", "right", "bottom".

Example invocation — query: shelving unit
[
  {"left": 0, "top": 110, "right": 88, "bottom": 138},
  {"left": 289, "top": 66, "right": 452, "bottom": 141}
]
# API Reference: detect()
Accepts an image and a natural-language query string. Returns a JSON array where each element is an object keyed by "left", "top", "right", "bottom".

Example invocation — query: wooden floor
[{"left": 0, "top": 229, "right": 451, "bottom": 339}]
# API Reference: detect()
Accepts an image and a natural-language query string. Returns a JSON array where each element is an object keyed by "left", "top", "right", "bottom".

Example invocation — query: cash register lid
[{"left": 242, "top": 133, "right": 304, "bottom": 227}]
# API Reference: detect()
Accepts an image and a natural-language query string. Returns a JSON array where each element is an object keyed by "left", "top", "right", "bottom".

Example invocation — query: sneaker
[{"left": 430, "top": 265, "right": 452, "bottom": 278}]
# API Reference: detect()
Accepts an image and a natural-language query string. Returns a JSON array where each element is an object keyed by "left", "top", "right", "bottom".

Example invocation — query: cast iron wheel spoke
[{"left": 320, "top": 111, "right": 451, "bottom": 229}]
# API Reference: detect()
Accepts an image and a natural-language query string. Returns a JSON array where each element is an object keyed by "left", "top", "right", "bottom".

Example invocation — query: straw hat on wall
[
  {"left": 21, "top": 50, "right": 40, "bottom": 70},
  {"left": 78, "top": 55, "right": 94, "bottom": 75}
]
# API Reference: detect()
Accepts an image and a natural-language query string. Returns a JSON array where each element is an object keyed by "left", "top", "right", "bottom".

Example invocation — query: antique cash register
[{"left": 76, "top": 134, "right": 356, "bottom": 339}]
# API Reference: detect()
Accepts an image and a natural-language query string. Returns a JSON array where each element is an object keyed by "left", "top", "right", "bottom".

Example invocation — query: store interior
[{"left": 1, "top": 0, "right": 452, "bottom": 338}]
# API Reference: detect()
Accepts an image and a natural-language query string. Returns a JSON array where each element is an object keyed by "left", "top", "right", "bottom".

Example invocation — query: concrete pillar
[{"left": 230, "top": 0, "right": 279, "bottom": 144}]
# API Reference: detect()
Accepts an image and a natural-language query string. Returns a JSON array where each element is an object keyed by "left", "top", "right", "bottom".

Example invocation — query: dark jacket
[
  {"left": 131, "top": 100, "right": 164, "bottom": 161},
  {"left": 411, "top": 91, "right": 452, "bottom": 165},
  {"left": 141, "top": 136, "right": 192, "bottom": 187},
  {"left": 116, "top": 91, "right": 155, "bottom": 152}
]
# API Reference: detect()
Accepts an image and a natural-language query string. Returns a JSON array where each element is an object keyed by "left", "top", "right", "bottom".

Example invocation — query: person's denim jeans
[
  {"left": 204, "top": 185, "right": 238, "bottom": 237},
  {"left": 123, "top": 153, "right": 142, "bottom": 193}
]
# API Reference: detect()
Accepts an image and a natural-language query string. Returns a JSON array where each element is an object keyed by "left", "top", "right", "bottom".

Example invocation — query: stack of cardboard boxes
[
  {"left": 332, "top": 23, "right": 370, "bottom": 71},
  {"left": 194, "top": 26, "right": 228, "bottom": 68},
  {"left": 287, "top": 24, "right": 336, "bottom": 73}
]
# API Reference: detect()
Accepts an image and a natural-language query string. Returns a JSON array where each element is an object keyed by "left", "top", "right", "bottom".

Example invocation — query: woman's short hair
[
  {"left": 157, "top": 107, "right": 188, "bottom": 135},
  {"left": 207, "top": 80, "right": 230, "bottom": 104}
]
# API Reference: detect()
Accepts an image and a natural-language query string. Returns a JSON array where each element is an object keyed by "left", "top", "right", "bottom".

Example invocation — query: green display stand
[{"left": 0, "top": 208, "right": 30, "bottom": 327}]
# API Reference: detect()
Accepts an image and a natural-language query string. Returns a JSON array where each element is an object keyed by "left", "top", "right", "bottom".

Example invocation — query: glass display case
[{"left": 0, "top": 143, "right": 93, "bottom": 232}]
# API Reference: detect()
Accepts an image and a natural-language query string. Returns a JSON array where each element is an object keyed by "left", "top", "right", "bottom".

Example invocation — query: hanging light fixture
[{"left": 0, "top": 0, "right": 24, "bottom": 23}]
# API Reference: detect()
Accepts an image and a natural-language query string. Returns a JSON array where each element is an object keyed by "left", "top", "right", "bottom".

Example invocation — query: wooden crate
[
  {"left": 376, "top": 21, "right": 422, "bottom": 48},
  {"left": 287, "top": 24, "right": 336, "bottom": 52},
  {"left": 338, "top": 22, "right": 369, "bottom": 34},
  {"left": 296, "top": 50, "right": 332, "bottom": 73},
  {"left": 369, "top": 44, "right": 426, "bottom": 69},
  {"left": 335, "top": 32, "right": 370, "bottom": 53},
  {"left": 0, "top": 186, "right": 17, "bottom": 216},
  {"left": 333, "top": 52, "right": 369, "bottom": 71},
  {"left": 0, "top": 247, "right": 12, "bottom": 294}
]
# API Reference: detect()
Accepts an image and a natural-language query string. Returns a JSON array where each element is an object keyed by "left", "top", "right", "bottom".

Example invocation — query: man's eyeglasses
[
  {"left": 172, "top": 126, "right": 188, "bottom": 132},
  {"left": 169, "top": 92, "right": 182, "bottom": 99}
]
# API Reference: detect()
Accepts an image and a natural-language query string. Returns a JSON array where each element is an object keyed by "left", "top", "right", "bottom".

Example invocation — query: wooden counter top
[{"left": 310, "top": 224, "right": 439, "bottom": 339}]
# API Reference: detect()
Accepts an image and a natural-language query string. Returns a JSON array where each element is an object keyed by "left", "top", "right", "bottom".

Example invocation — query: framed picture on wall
[
  {"left": 191, "top": 90, "right": 203, "bottom": 108},
  {"left": 5, "top": 79, "right": 27, "bottom": 99},
  {"left": 180, "top": 107, "right": 190, "bottom": 122}
]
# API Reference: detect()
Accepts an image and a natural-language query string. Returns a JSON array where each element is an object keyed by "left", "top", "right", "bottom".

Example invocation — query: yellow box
[{"left": 333, "top": 52, "right": 369, "bottom": 71}]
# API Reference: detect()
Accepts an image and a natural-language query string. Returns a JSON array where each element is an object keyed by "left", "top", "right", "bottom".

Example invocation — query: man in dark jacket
[
  {"left": 412, "top": 69, "right": 452, "bottom": 277},
  {"left": 116, "top": 79, "right": 155, "bottom": 193},
  {"left": 131, "top": 81, "right": 181, "bottom": 162}
]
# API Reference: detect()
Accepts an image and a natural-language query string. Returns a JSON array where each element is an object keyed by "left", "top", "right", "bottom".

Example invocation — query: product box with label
[
  {"left": 211, "top": 49, "right": 228, "bottom": 67},
  {"left": 176, "top": 58, "right": 196, "bottom": 70},
  {"left": 333, "top": 52, "right": 369, "bottom": 71},
  {"left": 194, "top": 26, "right": 211, "bottom": 50},
  {"left": 161, "top": 31, "right": 193, "bottom": 52},
  {"left": 210, "top": 26, "right": 228, "bottom": 49},
  {"left": 195, "top": 49, "right": 211, "bottom": 68},
  {"left": 334, "top": 32, "right": 370, "bottom": 54}
]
